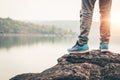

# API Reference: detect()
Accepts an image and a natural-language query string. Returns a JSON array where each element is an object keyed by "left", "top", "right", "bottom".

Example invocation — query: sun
[{"left": 111, "top": 13, "right": 120, "bottom": 25}]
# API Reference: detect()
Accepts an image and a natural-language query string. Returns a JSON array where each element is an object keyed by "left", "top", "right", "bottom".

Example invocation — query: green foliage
[{"left": 0, "top": 17, "right": 75, "bottom": 36}]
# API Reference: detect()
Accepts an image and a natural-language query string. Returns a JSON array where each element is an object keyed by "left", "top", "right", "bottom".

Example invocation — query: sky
[{"left": 0, "top": 0, "right": 120, "bottom": 22}]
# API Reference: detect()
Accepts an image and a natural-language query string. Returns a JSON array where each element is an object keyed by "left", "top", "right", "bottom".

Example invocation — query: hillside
[
  {"left": 30, "top": 20, "right": 99, "bottom": 34},
  {"left": 31, "top": 20, "right": 120, "bottom": 36},
  {"left": 0, "top": 18, "right": 76, "bottom": 36}
]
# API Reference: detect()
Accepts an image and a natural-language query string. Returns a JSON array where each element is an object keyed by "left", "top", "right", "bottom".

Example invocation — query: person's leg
[
  {"left": 99, "top": 0, "right": 112, "bottom": 50},
  {"left": 78, "top": 0, "right": 96, "bottom": 45},
  {"left": 68, "top": 0, "right": 96, "bottom": 53},
  {"left": 99, "top": 0, "right": 112, "bottom": 44}
]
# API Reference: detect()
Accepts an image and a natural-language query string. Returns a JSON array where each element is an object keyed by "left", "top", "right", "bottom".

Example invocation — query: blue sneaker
[
  {"left": 67, "top": 42, "right": 89, "bottom": 53},
  {"left": 100, "top": 43, "right": 108, "bottom": 52}
]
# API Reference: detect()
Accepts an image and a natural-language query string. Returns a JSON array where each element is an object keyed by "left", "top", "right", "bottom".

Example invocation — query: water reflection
[
  {"left": 0, "top": 36, "right": 120, "bottom": 50},
  {"left": 0, "top": 36, "right": 76, "bottom": 49}
]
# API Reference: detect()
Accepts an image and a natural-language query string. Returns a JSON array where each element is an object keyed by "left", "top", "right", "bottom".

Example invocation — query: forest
[{"left": 0, "top": 18, "right": 75, "bottom": 36}]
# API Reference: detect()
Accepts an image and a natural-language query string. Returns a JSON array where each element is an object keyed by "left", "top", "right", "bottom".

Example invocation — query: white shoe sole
[
  {"left": 69, "top": 50, "right": 90, "bottom": 54},
  {"left": 100, "top": 49, "right": 109, "bottom": 52}
]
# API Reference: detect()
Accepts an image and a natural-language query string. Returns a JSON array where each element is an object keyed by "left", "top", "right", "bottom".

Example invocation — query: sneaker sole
[
  {"left": 68, "top": 50, "right": 90, "bottom": 54},
  {"left": 100, "top": 49, "right": 109, "bottom": 52}
]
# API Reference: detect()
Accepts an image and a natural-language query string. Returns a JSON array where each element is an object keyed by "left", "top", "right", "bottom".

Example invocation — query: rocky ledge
[{"left": 10, "top": 50, "right": 120, "bottom": 80}]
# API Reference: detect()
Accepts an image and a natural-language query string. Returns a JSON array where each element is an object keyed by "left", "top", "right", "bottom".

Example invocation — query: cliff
[{"left": 10, "top": 50, "right": 120, "bottom": 80}]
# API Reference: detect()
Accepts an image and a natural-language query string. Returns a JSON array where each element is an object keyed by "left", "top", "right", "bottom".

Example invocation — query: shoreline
[{"left": 0, "top": 33, "right": 75, "bottom": 37}]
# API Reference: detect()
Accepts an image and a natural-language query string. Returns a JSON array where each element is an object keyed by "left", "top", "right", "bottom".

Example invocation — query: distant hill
[
  {"left": 31, "top": 20, "right": 80, "bottom": 33},
  {"left": 30, "top": 20, "right": 99, "bottom": 34},
  {"left": 31, "top": 20, "right": 120, "bottom": 37},
  {"left": 1, "top": 17, "right": 119, "bottom": 38},
  {"left": 0, "top": 18, "right": 76, "bottom": 36}
]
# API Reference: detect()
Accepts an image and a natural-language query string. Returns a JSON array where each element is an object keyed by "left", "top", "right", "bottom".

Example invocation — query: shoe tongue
[
  {"left": 77, "top": 41, "right": 84, "bottom": 46},
  {"left": 72, "top": 41, "right": 83, "bottom": 48},
  {"left": 77, "top": 41, "right": 85, "bottom": 46}
]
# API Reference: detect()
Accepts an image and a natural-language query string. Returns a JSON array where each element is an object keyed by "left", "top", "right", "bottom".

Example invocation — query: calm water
[{"left": 0, "top": 36, "right": 120, "bottom": 80}]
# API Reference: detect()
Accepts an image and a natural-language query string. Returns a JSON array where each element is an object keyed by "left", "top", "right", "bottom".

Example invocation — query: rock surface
[{"left": 10, "top": 50, "right": 120, "bottom": 80}]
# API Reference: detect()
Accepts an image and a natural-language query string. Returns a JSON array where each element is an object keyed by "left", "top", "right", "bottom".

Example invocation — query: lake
[{"left": 0, "top": 36, "right": 120, "bottom": 80}]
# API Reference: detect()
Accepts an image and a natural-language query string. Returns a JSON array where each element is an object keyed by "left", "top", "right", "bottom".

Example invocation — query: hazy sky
[{"left": 0, "top": 0, "right": 120, "bottom": 21}]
